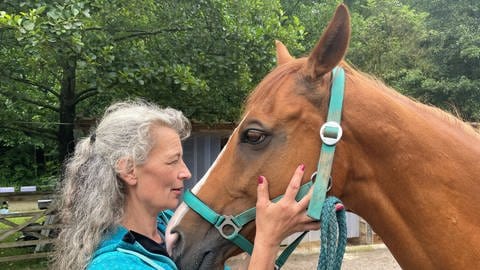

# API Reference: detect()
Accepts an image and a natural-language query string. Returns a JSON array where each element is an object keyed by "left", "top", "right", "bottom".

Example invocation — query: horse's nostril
[
  {"left": 166, "top": 231, "right": 179, "bottom": 256},
  {"left": 166, "top": 229, "right": 186, "bottom": 260}
]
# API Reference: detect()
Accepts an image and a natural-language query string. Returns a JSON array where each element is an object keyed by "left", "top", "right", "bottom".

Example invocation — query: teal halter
[
  {"left": 308, "top": 66, "right": 345, "bottom": 220},
  {"left": 183, "top": 181, "right": 313, "bottom": 268},
  {"left": 183, "top": 67, "right": 346, "bottom": 269}
]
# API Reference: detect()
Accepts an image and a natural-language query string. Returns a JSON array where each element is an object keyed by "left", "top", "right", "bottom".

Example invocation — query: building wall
[{"left": 182, "top": 133, "right": 224, "bottom": 191}]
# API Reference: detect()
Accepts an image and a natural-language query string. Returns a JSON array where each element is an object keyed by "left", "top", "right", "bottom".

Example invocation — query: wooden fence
[{"left": 0, "top": 205, "right": 58, "bottom": 263}]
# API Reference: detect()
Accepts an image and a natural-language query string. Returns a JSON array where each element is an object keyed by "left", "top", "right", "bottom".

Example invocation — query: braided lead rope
[{"left": 317, "top": 196, "right": 348, "bottom": 270}]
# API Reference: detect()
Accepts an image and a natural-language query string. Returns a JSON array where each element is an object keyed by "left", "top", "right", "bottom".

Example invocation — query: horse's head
[{"left": 166, "top": 4, "right": 351, "bottom": 269}]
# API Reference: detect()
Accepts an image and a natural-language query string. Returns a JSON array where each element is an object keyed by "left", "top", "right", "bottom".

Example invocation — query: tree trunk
[{"left": 58, "top": 58, "right": 77, "bottom": 170}]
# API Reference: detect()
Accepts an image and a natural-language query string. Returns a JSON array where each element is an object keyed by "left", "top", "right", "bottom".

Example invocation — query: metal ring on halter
[
  {"left": 215, "top": 215, "right": 241, "bottom": 240},
  {"left": 310, "top": 172, "right": 332, "bottom": 192},
  {"left": 320, "top": 121, "right": 343, "bottom": 145}
]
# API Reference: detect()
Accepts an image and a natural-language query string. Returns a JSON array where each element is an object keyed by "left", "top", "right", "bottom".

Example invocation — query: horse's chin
[
  {"left": 175, "top": 249, "right": 225, "bottom": 270},
  {"left": 169, "top": 222, "right": 244, "bottom": 269},
  {"left": 197, "top": 251, "right": 224, "bottom": 270}
]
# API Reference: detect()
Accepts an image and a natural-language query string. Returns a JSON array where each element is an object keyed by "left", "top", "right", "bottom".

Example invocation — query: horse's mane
[
  {"left": 244, "top": 58, "right": 478, "bottom": 137},
  {"left": 342, "top": 63, "right": 480, "bottom": 138}
]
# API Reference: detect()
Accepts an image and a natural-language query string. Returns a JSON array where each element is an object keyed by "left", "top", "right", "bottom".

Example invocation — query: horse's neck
[{"left": 340, "top": 84, "right": 480, "bottom": 269}]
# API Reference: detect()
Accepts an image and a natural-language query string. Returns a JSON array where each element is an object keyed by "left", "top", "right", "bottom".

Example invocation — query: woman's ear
[{"left": 117, "top": 157, "right": 137, "bottom": 186}]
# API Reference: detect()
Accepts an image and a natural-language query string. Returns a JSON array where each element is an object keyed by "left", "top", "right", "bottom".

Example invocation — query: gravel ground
[{"left": 227, "top": 243, "right": 401, "bottom": 270}]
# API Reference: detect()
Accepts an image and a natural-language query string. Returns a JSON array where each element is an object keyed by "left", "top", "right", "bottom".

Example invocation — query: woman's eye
[
  {"left": 241, "top": 129, "right": 267, "bottom": 145},
  {"left": 168, "top": 159, "right": 179, "bottom": 165}
]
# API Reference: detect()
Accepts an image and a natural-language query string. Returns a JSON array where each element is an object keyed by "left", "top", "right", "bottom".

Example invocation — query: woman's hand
[{"left": 248, "top": 165, "right": 320, "bottom": 270}]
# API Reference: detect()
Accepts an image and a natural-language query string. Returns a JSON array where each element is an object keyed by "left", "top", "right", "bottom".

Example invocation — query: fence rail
[{"left": 0, "top": 207, "right": 57, "bottom": 263}]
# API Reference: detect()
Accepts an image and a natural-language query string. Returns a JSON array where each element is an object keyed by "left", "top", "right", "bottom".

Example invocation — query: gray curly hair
[{"left": 52, "top": 100, "right": 191, "bottom": 270}]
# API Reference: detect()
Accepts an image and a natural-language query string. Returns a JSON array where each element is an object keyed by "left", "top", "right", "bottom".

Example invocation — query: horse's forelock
[
  {"left": 246, "top": 60, "right": 305, "bottom": 108},
  {"left": 246, "top": 59, "right": 352, "bottom": 115}
]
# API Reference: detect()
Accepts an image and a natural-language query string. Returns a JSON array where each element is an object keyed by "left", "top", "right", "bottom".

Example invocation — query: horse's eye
[{"left": 241, "top": 129, "right": 267, "bottom": 145}]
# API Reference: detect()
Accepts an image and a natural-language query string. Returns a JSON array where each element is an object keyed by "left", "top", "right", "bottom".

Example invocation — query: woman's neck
[{"left": 122, "top": 200, "right": 163, "bottom": 243}]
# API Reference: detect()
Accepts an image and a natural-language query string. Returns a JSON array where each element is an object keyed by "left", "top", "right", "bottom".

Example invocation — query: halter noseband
[
  {"left": 183, "top": 67, "right": 345, "bottom": 269},
  {"left": 183, "top": 181, "right": 313, "bottom": 256}
]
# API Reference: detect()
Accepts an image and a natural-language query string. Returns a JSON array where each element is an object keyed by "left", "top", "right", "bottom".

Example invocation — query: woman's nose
[{"left": 180, "top": 160, "right": 192, "bottom": 180}]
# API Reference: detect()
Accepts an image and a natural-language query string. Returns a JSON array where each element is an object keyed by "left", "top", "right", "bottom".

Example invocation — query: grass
[
  {"left": 0, "top": 217, "right": 43, "bottom": 229},
  {"left": 0, "top": 217, "right": 49, "bottom": 270}
]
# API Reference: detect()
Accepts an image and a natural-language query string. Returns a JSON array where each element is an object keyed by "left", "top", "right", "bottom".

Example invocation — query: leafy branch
[
  {"left": 113, "top": 26, "right": 196, "bottom": 42},
  {"left": 0, "top": 124, "right": 57, "bottom": 140},
  {"left": 0, "top": 90, "right": 59, "bottom": 112},
  {"left": 74, "top": 80, "right": 119, "bottom": 105},
  {"left": 4, "top": 74, "right": 60, "bottom": 98}
]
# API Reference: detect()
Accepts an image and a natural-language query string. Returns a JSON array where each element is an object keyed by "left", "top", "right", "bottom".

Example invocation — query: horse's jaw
[
  {"left": 173, "top": 246, "right": 224, "bottom": 270},
  {"left": 169, "top": 231, "right": 238, "bottom": 270},
  {"left": 167, "top": 202, "right": 243, "bottom": 270}
]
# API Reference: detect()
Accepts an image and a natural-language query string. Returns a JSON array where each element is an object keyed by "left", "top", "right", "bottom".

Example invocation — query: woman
[{"left": 53, "top": 100, "right": 319, "bottom": 270}]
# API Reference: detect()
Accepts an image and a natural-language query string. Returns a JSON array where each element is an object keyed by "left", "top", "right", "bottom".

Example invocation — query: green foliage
[
  {"left": 349, "top": 0, "right": 430, "bottom": 75},
  {"left": 117, "top": 0, "right": 307, "bottom": 122},
  {"left": 0, "top": 144, "right": 36, "bottom": 186},
  {"left": 283, "top": 0, "right": 480, "bottom": 121},
  {"left": 281, "top": 0, "right": 341, "bottom": 54},
  {"left": 401, "top": 0, "right": 480, "bottom": 120},
  {"left": 0, "top": 0, "right": 305, "bottom": 185},
  {"left": 345, "top": 0, "right": 439, "bottom": 116}
]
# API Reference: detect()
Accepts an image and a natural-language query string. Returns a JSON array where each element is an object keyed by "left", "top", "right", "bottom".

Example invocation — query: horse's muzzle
[{"left": 167, "top": 226, "right": 227, "bottom": 270}]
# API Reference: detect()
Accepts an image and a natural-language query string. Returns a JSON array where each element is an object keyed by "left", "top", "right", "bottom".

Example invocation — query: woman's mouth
[{"left": 171, "top": 187, "right": 183, "bottom": 195}]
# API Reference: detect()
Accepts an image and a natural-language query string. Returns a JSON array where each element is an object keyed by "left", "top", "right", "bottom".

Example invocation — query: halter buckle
[
  {"left": 320, "top": 121, "right": 343, "bottom": 145},
  {"left": 311, "top": 172, "right": 332, "bottom": 192},
  {"left": 215, "top": 215, "right": 241, "bottom": 240}
]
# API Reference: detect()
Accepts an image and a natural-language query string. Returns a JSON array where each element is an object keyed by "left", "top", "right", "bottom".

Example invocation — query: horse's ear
[
  {"left": 305, "top": 4, "right": 350, "bottom": 79},
  {"left": 275, "top": 40, "right": 294, "bottom": 65}
]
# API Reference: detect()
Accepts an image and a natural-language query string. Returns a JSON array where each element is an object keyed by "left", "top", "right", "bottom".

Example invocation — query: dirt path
[{"left": 227, "top": 244, "right": 401, "bottom": 270}]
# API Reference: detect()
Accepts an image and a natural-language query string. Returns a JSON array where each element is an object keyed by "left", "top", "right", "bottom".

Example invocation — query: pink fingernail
[
  {"left": 300, "top": 164, "right": 305, "bottom": 171},
  {"left": 258, "top": 176, "right": 264, "bottom": 184},
  {"left": 335, "top": 204, "right": 345, "bottom": 212}
]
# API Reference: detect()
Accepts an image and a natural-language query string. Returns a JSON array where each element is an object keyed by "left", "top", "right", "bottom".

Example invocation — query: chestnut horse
[{"left": 166, "top": 4, "right": 480, "bottom": 269}]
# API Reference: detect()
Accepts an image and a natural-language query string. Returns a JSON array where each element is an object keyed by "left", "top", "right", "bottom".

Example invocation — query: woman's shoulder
[
  {"left": 88, "top": 249, "right": 176, "bottom": 270},
  {"left": 89, "top": 250, "right": 147, "bottom": 270}
]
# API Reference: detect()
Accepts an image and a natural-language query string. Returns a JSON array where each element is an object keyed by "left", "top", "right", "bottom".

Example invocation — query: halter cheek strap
[{"left": 308, "top": 66, "right": 345, "bottom": 220}]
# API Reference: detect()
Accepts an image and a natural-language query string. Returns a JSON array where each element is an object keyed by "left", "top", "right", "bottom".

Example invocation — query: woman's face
[{"left": 132, "top": 125, "right": 191, "bottom": 212}]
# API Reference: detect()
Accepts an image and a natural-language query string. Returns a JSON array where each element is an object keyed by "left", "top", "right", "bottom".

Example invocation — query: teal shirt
[{"left": 88, "top": 211, "right": 177, "bottom": 270}]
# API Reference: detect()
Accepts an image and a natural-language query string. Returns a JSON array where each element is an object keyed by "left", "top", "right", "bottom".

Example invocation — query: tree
[
  {"left": 0, "top": 0, "right": 305, "bottom": 183},
  {"left": 2, "top": 0, "right": 478, "bottom": 187},
  {"left": 281, "top": 0, "right": 431, "bottom": 80},
  {"left": 403, "top": 0, "right": 480, "bottom": 120},
  {"left": 282, "top": 0, "right": 480, "bottom": 121}
]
